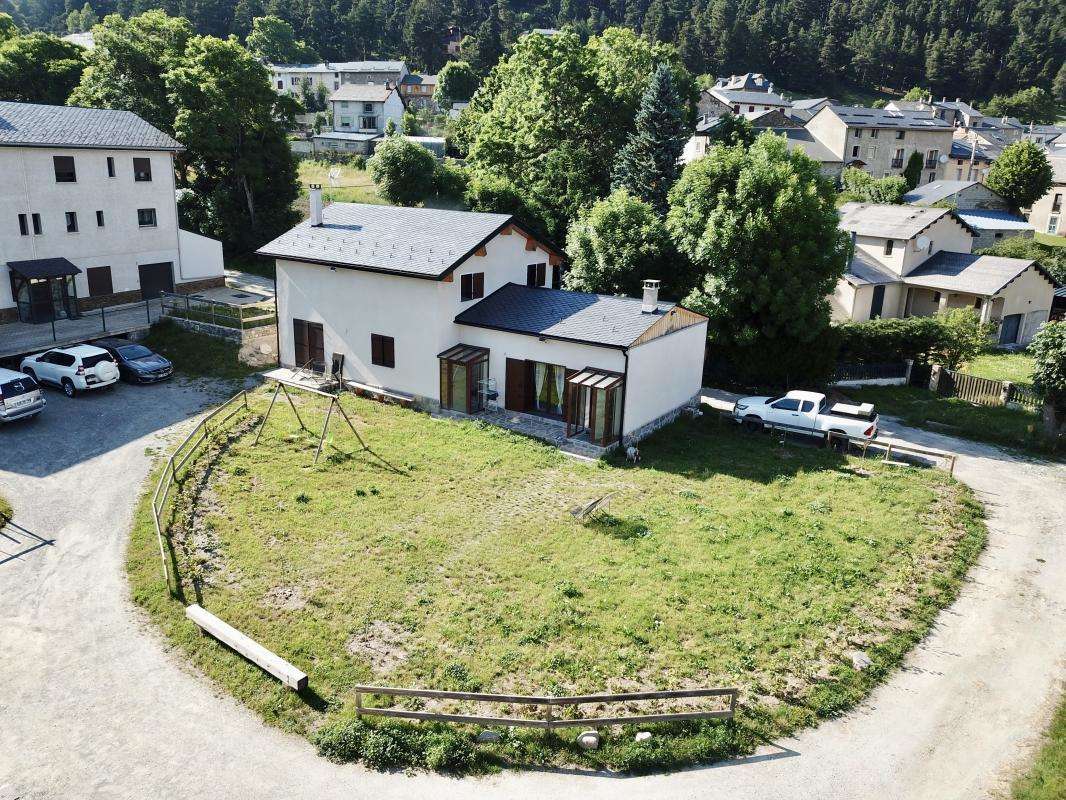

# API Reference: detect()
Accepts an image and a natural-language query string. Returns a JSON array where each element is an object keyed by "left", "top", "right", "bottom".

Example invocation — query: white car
[
  {"left": 21, "top": 344, "right": 120, "bottom": 398},
  {"left": 732, "top": 390, "right": 879, "bottom": 445},
  {"left": 0, "top": 366, "right": 46, "bottom": 423}
]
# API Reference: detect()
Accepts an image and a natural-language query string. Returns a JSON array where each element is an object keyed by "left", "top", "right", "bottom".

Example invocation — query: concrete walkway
[
  {"left": 0, "top": 299, "right": 162, "bottom": 359},
  {"left": 0, "top": 384, "right": 1064, "bottom": 800}
]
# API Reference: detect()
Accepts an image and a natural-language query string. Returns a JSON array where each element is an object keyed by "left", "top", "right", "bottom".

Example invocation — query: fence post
[
  {"left": 356, "top": 690, "right": 363, "bottom": 719},
  {"left": 904, "top": 358, "right": 914, "bottom": 385},
  {"left": 51, "top": 317, "right": 57, "bottom": 342},
  {"left": 145, "top": 299, "right": 151, "bottom": 325},
  {"left": 928, "top": 364, "right": 942, "bottom": 393}
]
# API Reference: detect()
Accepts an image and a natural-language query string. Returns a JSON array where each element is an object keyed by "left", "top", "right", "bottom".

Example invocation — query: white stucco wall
[
  {"left": 623, "top": 322, "right": 707, "bottom": 434},
  {"left": 998, "top": 265, "right": 1056, "bottom": 344},
  {"left": 177, "top": 229, "right": 225, "bottom": 281},
  {"left": 0, "top": 146, "right": 219, "bottom": 311}
]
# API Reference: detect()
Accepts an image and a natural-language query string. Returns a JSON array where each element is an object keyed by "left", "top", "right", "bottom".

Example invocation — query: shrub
[
  {"left": 313, "top": 718, "right": 369, "bottom": 762},
  {"left": 367, "top": 135, "right": 437, "bottom": 206},
  {"left": 423, "top": 729, "right": 476, "bottom": 772},
  {"left": 836, "top": 316, "right": 947, "bottom": 365},
  {"left": 840, "top": 167, "right": 908, "bottom": 204},
  {"left": 927, "top": 308, "right": 996, "bottom": 370},
  {"left": 350, "top": 153, "right": 367, "bottom": 170},
  {"left": 432, "top": 158, "right": 468, "bottom": 200},
  {"left": 361, "top": 725, "right": 421, "bottom": 770},
  {"left": 464, "top": 172, "right": 550, "bottom": 235}
]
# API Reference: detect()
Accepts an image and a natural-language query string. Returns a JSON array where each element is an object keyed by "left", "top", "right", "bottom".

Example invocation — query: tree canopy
[
  {"left": 454, "top": 27, "right": 694, "bottom": 238},
  {"left": 245, "top": 15, "right": 318, "bottom": 63},
  {"left": 983, "top": 87, "right": 1060, "bottom": 125},
  {"left": 0, "top": 25, "right": 85, "bottom": 104},
  {"left": 367, "top": 133, "right": 438, "bottom": 205},
  {"left": 434, "top": 59, "right": 479, "bottom": 108},
  {"left": 564, "top": 189, "right": 681, "bottom": 297},
  {"left": 667, "top": 133, "right": 847, "bottom": 385},
  {"left": 985, "top": 140, "right": 1055, "bottom": 210}
]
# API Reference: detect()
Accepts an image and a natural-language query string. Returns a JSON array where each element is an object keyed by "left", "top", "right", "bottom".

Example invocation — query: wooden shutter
[
  {"left": 308, "top": 323, "right": 325, "bottom": 367},
  {"left": 371, "top": 334, "right": 382, "bottom": 365},
  {"left": 383, "top": 336, "right": 395, "bottom": 368},
  {"left": 536, "top": 263, "right": 546, "bottom": 287},
  {"left": 293, "top": 319, "right": 309, "bottom": 366},
  {"left": 505, "top": 358, "right": 527, "bottom": 411},
  {"left": 561, "top": 368, "right": 578, "bottom": 423},
  {"left": 473, "top": 272, "right": 484, "bottom": 298},
  {"left": 86, "top": 266, "right": 113, "bottom": 297}
]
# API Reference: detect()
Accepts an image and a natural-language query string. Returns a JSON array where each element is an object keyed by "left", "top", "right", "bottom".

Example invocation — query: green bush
[
  {"left": 836, "top": 316, "right": 947, "bottom": 364},
  {"left": 313, "top": 718, "right": 369, "bottom": 762},
  {"left": 361, "top": 725, "right": 422, "bottom": 771},
  {"left": 432, "top": 158, "right": 469, "bottom": 200},
  {"left": 423, "top": 729, "right": 476, "bottom": 772}
]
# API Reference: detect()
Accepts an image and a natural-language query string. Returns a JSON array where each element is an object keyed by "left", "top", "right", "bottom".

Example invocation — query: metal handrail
[{"left": 151, "top": 390, "right": 250, "bottom": 590}]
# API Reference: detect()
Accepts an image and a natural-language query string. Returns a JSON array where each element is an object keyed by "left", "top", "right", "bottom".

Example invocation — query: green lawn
[
  {"left": 128, "top": 388, "right": 985, "bottom": 772},
  {"left": 141, "top": 319, "right": 262, "bottom": 383},
  {"left": 1035, "top": 233, "right": 1066, "bottom": 248},
  {"left": 964, "top": 352, "right": 1036, "bottom": 385},
  {"left": 845, "top": 385, "right": 1048, "bottom": 453},
  {"left": 1014, "top": 695, "right": 1066, "bottom": 800}
]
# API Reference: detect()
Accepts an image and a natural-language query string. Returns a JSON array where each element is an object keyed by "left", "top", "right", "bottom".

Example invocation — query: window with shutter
[
  {"left": 86, "top": 266, "right": 113, "bottom": 297},
  {"left": 371, "top": 334, "right": 395, "bottom": 368},
  {"left": 460, "top": 272, "right": 485, "bottom": 301}
]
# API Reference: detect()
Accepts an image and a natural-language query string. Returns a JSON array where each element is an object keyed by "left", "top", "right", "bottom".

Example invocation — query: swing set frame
[{"left": 254, "top": 379, "right": 368, "bottom": 464}]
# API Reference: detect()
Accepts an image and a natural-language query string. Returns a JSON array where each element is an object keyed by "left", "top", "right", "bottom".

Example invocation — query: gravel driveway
[{"left": 1, "top": 386, "right": 1064, "bottom": 800}]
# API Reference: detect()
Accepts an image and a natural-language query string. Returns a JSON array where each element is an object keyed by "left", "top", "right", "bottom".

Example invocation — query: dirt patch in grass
[{"left": 127, "top": 388, "right": 987, "bottom": 772}]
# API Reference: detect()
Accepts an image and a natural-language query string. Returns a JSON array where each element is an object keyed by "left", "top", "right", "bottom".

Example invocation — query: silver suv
[
  {"left": 21, "top": 344, "right": 120, "bottom": 398},
  {"left": 0, "top": 366, "right": 45, "bottom": 422}
]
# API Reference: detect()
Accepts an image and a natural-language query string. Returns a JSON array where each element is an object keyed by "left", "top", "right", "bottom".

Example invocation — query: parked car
[
  {"left": 732, "top": 390, "right": 879, "bottom": 446},
  {"left": 94, "top": 338, "right": 173, "bottom": 384},
  {"left": 20, "top": 344, "right": 120, "bottom": 397},
  {"left": 0, "top": 367, "right": 45, "bottom": 423}
]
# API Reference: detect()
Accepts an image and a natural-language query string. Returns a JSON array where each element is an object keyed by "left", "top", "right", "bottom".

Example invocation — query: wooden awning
[
  {"left": 437, "top": 343, "right": 489, "bottom": 363},
  {"left": 567, "top": 367, "right": 623, "bottom": 391}
]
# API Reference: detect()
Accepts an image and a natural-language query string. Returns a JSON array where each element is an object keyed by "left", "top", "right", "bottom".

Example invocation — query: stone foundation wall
[
  {"left": 622, "top": 395, "right": 700, "bottom": 447},
  {"left": 167, "top": 315, "right": 278, "bottom": 367},
  {"left": 77, "top": 290, "right": 143, "bottom": 313}
]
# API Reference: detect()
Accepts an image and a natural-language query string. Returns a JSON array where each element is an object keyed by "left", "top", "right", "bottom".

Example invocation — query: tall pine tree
[{"left": 611, "top": 63, "right": 688, "bottom": 215}]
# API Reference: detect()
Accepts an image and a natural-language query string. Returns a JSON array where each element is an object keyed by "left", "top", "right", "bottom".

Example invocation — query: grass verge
[
  {"left": 845, "top": 385, "right": 1050, "bottom": 454},
  {"left": 963, "top": 351, "right": 1036, "bottom": 385},
  {"left": 140, "top": 319, "right": 262, "bottom": 383},
  {"left": 128, "top": 388, "right": 986, "bottom": 773},
  {"left": 1013, "top": 694, "right": 1066, "bottom": 800},
  {"left": 0, "top": 494, "right": 11, "bottom": 525}
]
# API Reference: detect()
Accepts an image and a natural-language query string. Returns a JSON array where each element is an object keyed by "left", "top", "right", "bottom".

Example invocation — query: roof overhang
[{"left": 6, "top": 257, "right": 81, "bottom": 279}]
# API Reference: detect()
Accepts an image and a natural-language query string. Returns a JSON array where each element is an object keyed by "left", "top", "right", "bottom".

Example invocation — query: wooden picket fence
[{"left": 936, "top": 368, "right": 1043, "bottom": 411}]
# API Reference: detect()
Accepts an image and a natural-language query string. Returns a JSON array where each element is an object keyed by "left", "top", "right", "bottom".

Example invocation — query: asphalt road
[{"left": 1, "top": 382, "right": 1064, "bottom": 800}]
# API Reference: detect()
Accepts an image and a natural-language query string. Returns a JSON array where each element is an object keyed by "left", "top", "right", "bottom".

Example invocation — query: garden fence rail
[{"left": 935, "top": 367, "right": 1043, "bottom": 412}]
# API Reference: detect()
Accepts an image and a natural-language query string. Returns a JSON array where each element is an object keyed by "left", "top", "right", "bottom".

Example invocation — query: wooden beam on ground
[{"left": 186, "top": 604, "right": 307, "bottom": 691}]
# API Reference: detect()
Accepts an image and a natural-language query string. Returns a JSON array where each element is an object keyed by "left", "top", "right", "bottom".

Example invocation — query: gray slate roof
[
  {"left": 904, "top": 252, "right": 1038, "bottom": 295},
  {"left": 256, "top": 202, "right": 513, "bottom": 279},
  {"left": 455, "top": 283, "right": 679, "bottom": 348},
  {"left": 844, "top": 250, "right": 899, "bottom": 286},
  {"left": 712, "top": 88, "right": 789, "bottom": 106},
  {"left": 838, "top": 202, "right": 958, "bottom": 240},
  {"left": 827, "top": 106, "right": 954, "bottom": 131},
  {"left": 330, "top": 84, "right": 396, "bottom": 102},
  {"left": 902, "top": 180, "right": 978, "bottom": 205},
  {"left": 792, "top": 97, "right": 835, "bottom": 110},
  {"left": 0, "top": 102, "right": 182, "bottom": 151},
  {"left": 955, "top": 209, "right": 1031, "bottom": 231},
  {"left": 949, "top": 140, "right": 992, "bottom": 161}
]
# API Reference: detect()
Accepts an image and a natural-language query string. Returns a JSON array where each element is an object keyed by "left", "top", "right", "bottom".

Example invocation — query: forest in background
[{"left": 3, "top": 0, "right": 1063, "bottom": 103}]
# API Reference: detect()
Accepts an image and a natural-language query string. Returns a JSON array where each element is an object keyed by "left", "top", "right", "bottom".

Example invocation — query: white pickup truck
[{"left": 732, "top": 390, "right": 879, "bottom": 446}]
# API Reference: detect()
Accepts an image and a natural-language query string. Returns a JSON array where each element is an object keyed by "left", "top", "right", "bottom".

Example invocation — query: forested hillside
[{"left": 6, "top": 0, "right": 1064, "bottom": 102}]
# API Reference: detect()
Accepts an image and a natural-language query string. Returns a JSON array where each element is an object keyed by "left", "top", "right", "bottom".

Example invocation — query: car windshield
[
  {"left": 81, "top": 353, "right": 115, "bottom": 368},
  {"left": 117, "top": 345, "right": 153, "bottom": 360}
]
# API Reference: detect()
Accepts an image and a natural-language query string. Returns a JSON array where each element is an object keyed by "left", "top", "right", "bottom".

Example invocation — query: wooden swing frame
[{"left": 254, "top": 379, "right": 368, "bottom": 464}]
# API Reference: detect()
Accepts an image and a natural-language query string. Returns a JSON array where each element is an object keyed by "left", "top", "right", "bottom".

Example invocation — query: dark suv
[{"left": 94, "top": 338, "right": 174, "bottom": 384}]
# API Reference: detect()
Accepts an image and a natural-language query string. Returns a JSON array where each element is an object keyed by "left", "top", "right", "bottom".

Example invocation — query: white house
[
  {"left": 268, "top": 61, "right": 409, "bottom": 98},
  {"left": 312, "top": 85, "right": 406, "bottom": 155},
  {"left": 902, "top": 180, "right": 1033, "bottom": 249},
  {"left": 257, "top": 193, "right": 708, "bottom": 449},
  {"left": 0, "top": 102, "right": 224, "bottom": 325},
  {"left": 832, "top": 202, "right": 1056, "bottom": 346}
]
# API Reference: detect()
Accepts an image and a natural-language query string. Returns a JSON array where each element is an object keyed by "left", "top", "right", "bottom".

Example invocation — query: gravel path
[{"left": 1, "top": 385, "right": 1063, "bottom": 800}]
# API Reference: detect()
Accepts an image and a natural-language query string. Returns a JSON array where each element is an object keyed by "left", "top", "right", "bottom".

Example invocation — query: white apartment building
[
  {"left": 312, "top": 85, "right": 406, "bottom": 155},
  {"left": 0, "top": 102, "right": 224, "bottom": 325},
  {"left": 268, "top": 61, "right": 409, "bottom": 97}
]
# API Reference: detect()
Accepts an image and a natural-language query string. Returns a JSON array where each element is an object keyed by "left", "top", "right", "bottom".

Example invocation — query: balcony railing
[{"left": 924, "top": 159, "right": 938, "bottom": 169}]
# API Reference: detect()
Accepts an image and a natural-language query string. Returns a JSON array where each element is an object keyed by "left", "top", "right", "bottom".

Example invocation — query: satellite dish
[
  {"left": 915, "top": 234, "right": 930, "bottom": 251},
  {"left": 938, "top": 154, "right": 949, "bottom": 164}
]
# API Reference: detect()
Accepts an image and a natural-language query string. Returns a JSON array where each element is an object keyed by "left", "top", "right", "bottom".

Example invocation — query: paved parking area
[{"left": 0, "top": 379, "right": 1064, "bottom": 800}]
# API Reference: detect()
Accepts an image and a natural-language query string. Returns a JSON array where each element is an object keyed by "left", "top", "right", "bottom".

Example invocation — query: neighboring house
[
  {"left": 696, "top": 90, "right": 733, "bottom": 120},
  {"left": 713, "top": 73, "right": 775, "bottom": 92},
  {"left": 902, "top": 180, "right": 1032, "bottom": 248},
  {"left": 257, "top": 194, "right": 709, "bottom": 449},
  {"left": 709, "top": 88, "right": 790, "bottom": 119},
  {"left": 398, "top": 73, "right": 438, "bottom": 110},
  {"left": 749, "top": 108, "right": 800, "bottom": 129},
  {"left": 0, "top": 102, "right": 224, "bottom": 326},
  {"left": 1027, "top": 155, "right": 1066, "bottom": 238},
  {"left": 789, "top": 97, "right": 837, "bottom": 123},
  {"left": 312, "top": 85, "right": 406, "bottom": 155},
  {"left": 947, "top": 139, "right": 994, "bottom": 181},
  {"left": 1021, "top": 124, "right": 1066, "bottom": 148},
  {"left": 267, "top": 61, "right": 409, "bottom": 98},
  {"left": 681, "top": 122, "right": 842, "bottom": 178},
  {"left": 832, "top": 202, "right": 1055, "bottom": 346},
  {"left": 444, "top": 26, "right": 463, "bottom": 56},
  {"left": 805, "top": 106, "right": 956, "bottom": 184},
  {"left": 884, "top": 97, "right": 985, "bottom": 129}
]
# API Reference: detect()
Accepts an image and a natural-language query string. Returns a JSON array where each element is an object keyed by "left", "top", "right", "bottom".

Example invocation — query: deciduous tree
[
  {"left": 984, "top": 87, "right": 1059, "bottom": 125},
  {"left": 245, "top": 15, "right": 318, "bottom": 63},
  {"left": 985, "top": 140, "right": 1054, "bottom": 210},
  {"left": 1029, "top": 321, "right": 1066, "bottom": 435},
  {"left": 367, "top": 133, "right": 438, "bottom": 205},
  {"left": 0, "top": 31, "right": 84, "bottom": 105},
  {"left": 434, "top": 59, "right": 479, "bottom": 108},
  {"left": 666, "top": 133, "right": 848, "bottom": 385}
]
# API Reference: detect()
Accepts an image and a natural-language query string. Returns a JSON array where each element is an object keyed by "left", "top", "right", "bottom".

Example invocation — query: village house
[
  {"left": 257, "top": 192, "right": 708, "bottom": 450},
  {"left": 696, "top": 73, "right": 790, "bottom": 121},
  {"left": 832, "top": 202, "right": 1056, "bottom": 346},
  {"left": 1027, "top": 154, "right": 1065, "bottom": 238},
  {"left": 0, "top": 101, "right": 224, "bottom": 325},
  {"left": 312, "top": 84, "right": 406, "bottom": 156},
  {"left": 805, "top": 106, "right": 956, "bottom": 184},
  {"left": 681, "top": 118, "right": 842, "bottom": 178},
  {"left": 398, "top": 73, "right": 437, "bottom": 110},
  {"left": 267, "top": 61, "right": 409, "bottom": 97},
  {"left": 902, "top": 180, "right": 1033, "bottom": 249}
]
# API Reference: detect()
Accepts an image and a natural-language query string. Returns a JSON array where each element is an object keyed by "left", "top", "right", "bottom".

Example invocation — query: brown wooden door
[
  {"left": 505, "top": 358, "right": 527, "bottom": 412},
  {"left": 293, "top": 319, "right": 325, "bottom": 369}
]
